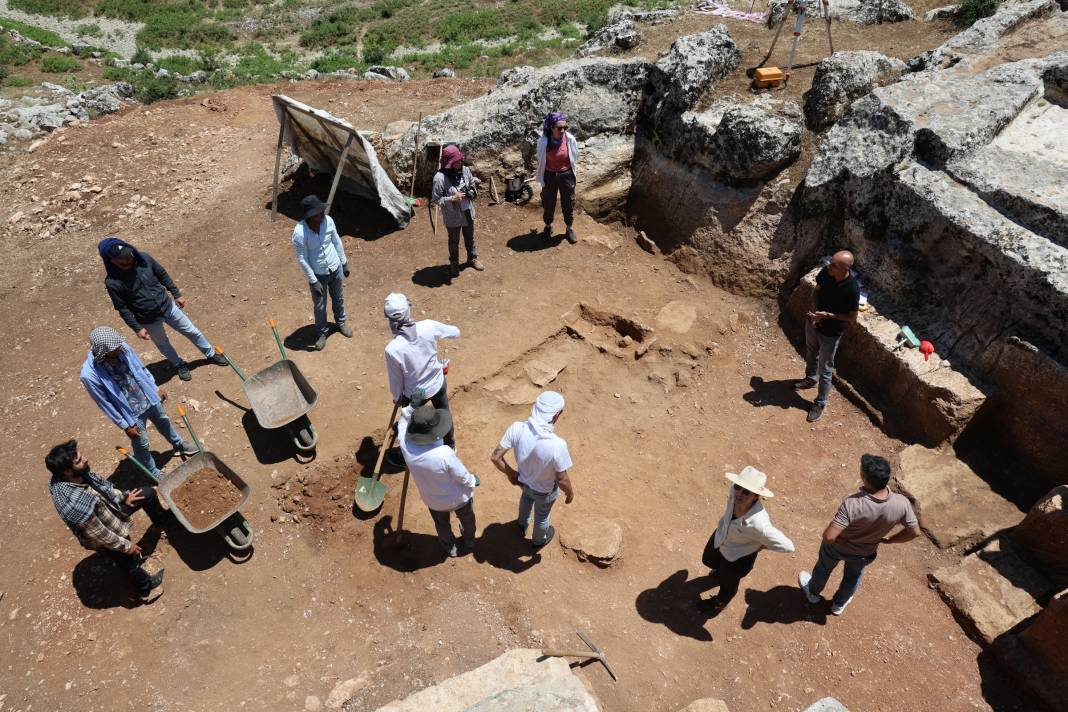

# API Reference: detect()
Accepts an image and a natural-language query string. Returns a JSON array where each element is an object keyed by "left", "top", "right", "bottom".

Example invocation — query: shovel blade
[{"left": 354, "top": 476, "right": 388, "bottom": 511}]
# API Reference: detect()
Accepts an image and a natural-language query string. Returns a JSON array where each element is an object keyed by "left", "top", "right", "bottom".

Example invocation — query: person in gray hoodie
[{"left": 431, "top": 144, "right": 485, "bottom": 278}]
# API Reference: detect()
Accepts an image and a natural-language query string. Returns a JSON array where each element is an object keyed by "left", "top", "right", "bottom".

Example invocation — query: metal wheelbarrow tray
[
  {"left": 243, "top": 359, "right": 317, "bottom": 429},
  {"left": 159, "top": 451, "right": 253, "bottom": 548}
]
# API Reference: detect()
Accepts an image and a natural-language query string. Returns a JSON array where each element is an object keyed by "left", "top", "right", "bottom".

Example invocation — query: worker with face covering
[
  {"left": 383, "top": 292, "right": 461, "bottom": 448},
  {"left": 491, "top": 390, "right": 574, "bottom": 547},
  {"left": 430, "top": 144, "right": 484, "bottom": 278}
]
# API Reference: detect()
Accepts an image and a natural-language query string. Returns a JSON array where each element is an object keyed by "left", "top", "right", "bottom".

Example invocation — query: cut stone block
[
  {"left": 896, "top": 445, "right": 1022, "bottom": 549},
  {"left": 929, "top": 537, "right": 1051, "bottom": 645}
]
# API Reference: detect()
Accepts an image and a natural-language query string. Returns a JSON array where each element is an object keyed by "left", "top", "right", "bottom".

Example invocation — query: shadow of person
[
  {"left": 634, "top": 569, "right": 713, "bottom": 642},
  {"left": 506, "top": 230, "right": 560, "bottom": 253},
  {"left": 284, "top": 324, "right": 322, "bottom": 352},
  {"left": 741, "top": 376, "right": 812, "bottom": 412},
  {"left": 72, "top": 552, "right": 143, "bottom": 609},
  {"left": 146, "top": 358, "right": 176, "bottom": 386},
  {"left": 354, "top": 436, "right": 405, "bottom": 476},
  {"left": 162, "top": 520, "right": 230, "bottom": 572},
  {"left": 373, "top": 515, "right": 447, "bottom": 572},
  {"left": 471, "top": 522, "right": 541, "bottom": 574},
  {"left": 412, "top": 264, "right": 455, "bottom": 288},
  {"left": 740, "top": 585, "right": 828, "bottom": 629}
]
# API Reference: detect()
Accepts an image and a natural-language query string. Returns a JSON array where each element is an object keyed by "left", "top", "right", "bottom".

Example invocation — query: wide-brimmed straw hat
[
  {"left": 725, "top": 465, "right": 774, "bottom": 498},
  {"left": 407, "top": 402, "right": 453, "bottom": 445}
]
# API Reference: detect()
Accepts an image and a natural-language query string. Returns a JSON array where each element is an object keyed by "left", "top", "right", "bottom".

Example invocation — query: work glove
[
  {"left": 310, "top": 282, "right": 324, "bottom": 299},
  {"left": 342, "top": 263, "right": 350, "bottom": 278}
]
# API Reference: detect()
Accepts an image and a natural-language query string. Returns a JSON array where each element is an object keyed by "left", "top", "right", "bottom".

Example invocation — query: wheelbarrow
[
  {"left": 116, "top": 406, "right": 253, "bottom": 553},
  {"left": 218, "top": 318, "right": 318, "bottom": 452}
]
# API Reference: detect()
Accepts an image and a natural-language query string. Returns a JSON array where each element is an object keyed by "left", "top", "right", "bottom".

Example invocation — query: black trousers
[
  {"left": 541, "top": 170, "right": 575, "bottom": 227},
  {"left": 446, "top": 210, "right": 477, "bottom": 264},
  {"left": 702, "top": 535, "right": 758, "bottom": 606},
  {"left": 429, "top": 380, "right": 456, "bottom": 449}
]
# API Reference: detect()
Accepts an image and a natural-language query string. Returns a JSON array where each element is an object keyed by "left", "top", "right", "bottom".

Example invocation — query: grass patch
[
  {"left": 231, "top": 42, "right": 300, "bottom": 81},
  {"left": 957, "top": 0, "right": 1000, "bottom": 25},
  {"left": 10, "top": 0, "right": 86, "bottom": 18},
  {"left": 76, "top": 22, "right": 104, "bottom": 37},
  {"left": 0, "top": 34, "right": 43, "bottom": 66},
  {"left": 311, "top": 51, "right": 364, "bottom": 74},
  {"left": 41, "top": 54, "right": 84, "bottom": 72},
  {"left": 137, "top": 12, "right": 235, "bottom": 50},
  {"left": 156, "top": 54, "right": 199, "bottom": 73},
  {"left": 3, "top": 74, "right": 35, "bottom": 87},
  {"left": 104, "top": 64, "right": 181, "bottom": 102},
  {"left": 0, "top": 18, "right": 70, "bottom": 47}
]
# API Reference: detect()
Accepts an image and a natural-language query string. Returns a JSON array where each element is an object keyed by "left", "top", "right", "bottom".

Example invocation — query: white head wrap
[
  {"left": 384, "top": 292, "right": 417, "bottom": 341},
  {"left": 527, "top": 390, "right": 565, "bottom": 438}
]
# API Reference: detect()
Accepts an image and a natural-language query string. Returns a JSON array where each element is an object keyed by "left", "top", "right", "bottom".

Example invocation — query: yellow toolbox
[{"left": 754, "top": 67, "right": 784, "bottom": 88}]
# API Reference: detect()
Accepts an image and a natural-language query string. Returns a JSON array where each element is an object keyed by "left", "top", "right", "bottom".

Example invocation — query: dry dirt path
[{"left": 0, "top": 77, "right": 1026, "bottom": 711}]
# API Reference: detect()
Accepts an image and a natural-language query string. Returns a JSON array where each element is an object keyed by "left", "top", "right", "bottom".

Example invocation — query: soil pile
[{"left": 171, "top": 467, "right": 243, "bottom": 529}]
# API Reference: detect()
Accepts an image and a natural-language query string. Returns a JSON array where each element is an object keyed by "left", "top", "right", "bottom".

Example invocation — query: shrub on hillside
[
  {"left": 76, "top": 22, "right": 104, "bottom": 37},
  {"left": 0, "top": 18, "right": 69, "bottom": 47},
  {"left": 41, "top": 54, "right": 83, "bottom": 73},
  {"left": 10, "top": 0, "right": 84, "bottom": 18},
  {"left": 957, "top": 0, "right": 1001, "bottom": 25}
]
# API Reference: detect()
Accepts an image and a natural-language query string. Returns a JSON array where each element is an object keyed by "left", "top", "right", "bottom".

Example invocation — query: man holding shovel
[
  {"left": 491, "top": 391, "right": 573, "bottom": 547},
  {"left": 81, "top": 326, "right": 195, "bottom": 479},
  {"left": 383, "top": 292, "right": 460, "bottom": 449},
  {"left": 292, "top": 195, "right": 352, "bottom": 352},
  {"left": 46, "top": 439, "right": 167, "bottom": 600},
  {"left": 397, "top": 400, "right": 479, "bottom": 557}
]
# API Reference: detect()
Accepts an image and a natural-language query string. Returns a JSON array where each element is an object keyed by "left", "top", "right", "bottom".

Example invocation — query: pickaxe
[{"left": 541, "top": 629, "right": 618, "bottom": 682}]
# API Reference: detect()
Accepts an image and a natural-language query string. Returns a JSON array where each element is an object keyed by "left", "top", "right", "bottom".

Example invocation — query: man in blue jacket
[
  {"left": 99, "top": 237, "right": 227, "bottom": 382},
  {"left": 81, "top": 326, "right": 195, "bottom": 478}
]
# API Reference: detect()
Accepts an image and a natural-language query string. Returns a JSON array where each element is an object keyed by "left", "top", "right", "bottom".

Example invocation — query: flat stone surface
[
  {"left": 560, "top": 518, "right": 624, "bottom": 567},
  {"left": 677, "top": 699, "right": 731, "bottom": 712},
  {"left": 524, "top": 355, "right": 568, "bottom": 387},
  {"left": 375, "top": 649, "right": 596, "bottom": 712},
  {"left": 655, "top": 301, "right": 698, "bottom": 334},
  {"left": 930, "top": 537, "right": 1051, "bottom": 645},
  {"left": 896, "top": 445, "right": 1022, "bottom": 549}
]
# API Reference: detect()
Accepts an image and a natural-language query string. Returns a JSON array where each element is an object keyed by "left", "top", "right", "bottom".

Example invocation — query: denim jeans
[
  {"left": 429, "top": 499, "right": 476, "bottom": 551},
  {"left": 310, "top": 267, "right": 346, "bottom": 335},
  {"left": 129, "top": 403, "right": 185, "bottom": 477},
  {"left": 518, "top": 483, "right": 559, "bottom": 544},
  {"left": 804, "top": 319, "right": 843, "bottom": 406},
  {"left": 143, "top": 302, "right": 215, "bottom": 367},
  {"left": 446, "top": 210, "right": 477, "bottom": 264},
  {"left": 806, "top": 541, "right": 877, "bottom": 606}
]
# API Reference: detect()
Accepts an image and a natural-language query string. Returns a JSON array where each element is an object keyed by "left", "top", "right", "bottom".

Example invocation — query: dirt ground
[{"left": 0, "top": 14, "right": 1034, "bottom": 712}]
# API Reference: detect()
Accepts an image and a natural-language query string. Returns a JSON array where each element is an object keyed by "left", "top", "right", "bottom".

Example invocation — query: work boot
[
  {"left": 176, "top": 440, "right": 199, "bottom": 456},
  {"left": 794, "top": 377, "right": 816, "bottom": 390},
  {"left": 449, "top": 262, "right": 460, "bottom": 278},
  {"left": 138, "top": 569, "right": 165, "bottom": 600},
  {"left": 337, "top": 322, "right": 353, "bottom": 338},
  {"left": 208, "top": 352, "right": 228, "bottom": 366},
  {"left": 176, "top": 364, "right": 192, "bottom": 382},
  {"left": 807, "top": 402, "right": 825, "bottom": 422},
  {"left": 541, "top": 224, "right": 552, "bottom": 240},
  {"left": 313, "top": 333, "right": 328, "bottom": 351},
  {"left": 565, "top": 226, "right": 577, "bottom": 244},
  {"left": 469, "top": 258, "right": 485, "bottom": 271}
]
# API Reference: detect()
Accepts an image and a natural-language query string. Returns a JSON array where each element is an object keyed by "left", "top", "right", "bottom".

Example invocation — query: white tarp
[{"left": 272, "top": 94, "right": 410, "bottom": 227}]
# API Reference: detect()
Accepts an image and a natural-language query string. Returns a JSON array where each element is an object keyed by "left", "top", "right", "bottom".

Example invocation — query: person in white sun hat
[{"left": 699, "top": 466, "right": 795, "bottom": 616}]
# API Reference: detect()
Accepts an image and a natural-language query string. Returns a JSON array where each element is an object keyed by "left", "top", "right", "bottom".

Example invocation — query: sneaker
[
  {"left": 795, "top": 377, "right": 816, "bottom": 390},
  {"left": 532, "top": 525, "right": 556, "bottom": 548},
  {"left": 541, "top": 224, "right": 552, "bottom": 240},
  {"left": 807, "top": 403, "right": 825, "bottom": 422},
  {"left": 177, "top": 440, "right": 199, "bottom": 456},
  {"left": 138, "top": 569, "right": 165, "bottom": 599},
  {"left": 337, "top": 322, "right": 353, "bottom": 338},
  {"left": 208, "top": 352, "right": 228, "bottom": 366},
  {"left": 449, "top": 262, "right": 460, "bottom": 278},
  {"left": 798, "top": 571, "right": 820, "bottom": 604},
  {"left": 443, "top": 543, "right": 458, "bottom": 558},
  {"left": 176, "top": 365, "right": 192, "bottom": 382},
  {"left": 469, "top": 258, "right": 485, "bottom": 271},
  {"left": 831, "top": 596, "right": 854, "bottom": 616},
  {"left": 565, "top": 227, "right": 577, "bottom": 244},
  {"left": 313, "top": 333, "right": 328, "bottom": 351}
]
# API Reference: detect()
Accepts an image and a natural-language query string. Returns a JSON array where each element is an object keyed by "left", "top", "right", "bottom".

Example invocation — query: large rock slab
[
  {"left": 375, "top": 649, "right": 597, "bottom": 712},
  {"left": 995, "top": 590, "right": 1068, "bottom": 711},
  {"left": 911, "top": 0, "right": 1060, "bottom": 70},
  {"left": 652, "top": 25, "right": 740, "bottom": 112},
  {"left": 577, "top": 18, "right": 640, "bottom": 57},
  {"left": 895, "top": 445, "right": 1022, "bottom": 548},
  {"left": 803, "top": 51, "right": 906, "bottom": 131},
  {"left": 929, "top": 537, "right": 1051, "bottom": 645},
  {"left": 1012, "top": 485, "right": 1068, "bottom": 587},
  {"left": 560, "top": 517, "right": 624, "bottom": 568},
  {"left": 714, "top": 104, "right": 802, "bottom": 182}
]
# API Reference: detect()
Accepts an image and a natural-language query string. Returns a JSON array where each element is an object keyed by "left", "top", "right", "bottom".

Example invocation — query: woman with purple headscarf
[
  {"left": 535, "top": 111, "right": 579, "bottom": 244},
  {"left": 431, "top": 143, "right": 484, "bottom": 278}
]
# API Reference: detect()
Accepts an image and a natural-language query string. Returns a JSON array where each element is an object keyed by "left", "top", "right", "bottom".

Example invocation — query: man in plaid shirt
[{"left": 47, "top": 439, "right": 167, "bottom": 600}]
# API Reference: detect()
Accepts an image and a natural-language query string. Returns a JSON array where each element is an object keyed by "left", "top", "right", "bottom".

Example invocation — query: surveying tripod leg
[
  {"left": 784, "top": 10, "right": 806, "bottom": 84},
  {"left": 823, "top": 0, "right": 835, "bottom": 55},
  {"left": 760, "top": 11, "right": 792, "bottom": 69}
]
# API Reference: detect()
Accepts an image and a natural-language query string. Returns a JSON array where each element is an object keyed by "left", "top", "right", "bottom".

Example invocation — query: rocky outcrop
[
  {"left": 1013, "top": 485, "right": 1068, "bottom": 587},
  {"left": 910, "top": 0, "right": 1060, "bottom": 70},
  {"left": 768, "top": 0, "right": 915, "bottom": 28},
  {"left": 714, "top": 104, "right": 802, "bottom": 181},
  {"left": 577, "top": 19, "right": 640, "bottom": 57},
  {"left": 802, "top": 51, "right": 906, "bottom": 131},
  {"left": 0, "top": 82, "right": 135, "bottom": 143},
  {"left": 923, "top": 4, "right": 960, "bottom": 21},
  {"left": 651, "top": 25, "right": 740, "bottom": 112},
  {"left": 366, "top": 65, "right": 411, "bottom": 81}
]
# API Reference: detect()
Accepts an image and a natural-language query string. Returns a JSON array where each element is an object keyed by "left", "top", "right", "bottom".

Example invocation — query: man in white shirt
[
  {"left": 491, "top": 391, "right": 574, "bottom": 547},
  {"left": 292, "top": 195, "right": 351, "bottom": 352},
  {"left": 398, "top": 401, "right": 479, "bottom": 557},
  {"left": 383, "top": 292, "right": 460, "bottom": 448}
]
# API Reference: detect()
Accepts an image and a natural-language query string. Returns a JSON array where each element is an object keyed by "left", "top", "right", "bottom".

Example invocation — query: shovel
[{"left": 354, "top": 402, "right": 400, "bottom": 511}]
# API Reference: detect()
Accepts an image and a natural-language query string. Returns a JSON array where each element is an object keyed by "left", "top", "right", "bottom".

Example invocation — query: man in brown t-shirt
[{"left": 797, "top": 454, "right": 921, "bottom": 615}]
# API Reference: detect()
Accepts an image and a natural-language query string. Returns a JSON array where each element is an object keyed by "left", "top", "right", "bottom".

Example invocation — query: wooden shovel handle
[{"left": 541, "top": 650, "right": 600, "bottom": 659}]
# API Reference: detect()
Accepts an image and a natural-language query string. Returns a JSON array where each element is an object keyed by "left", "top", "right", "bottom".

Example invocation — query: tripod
[{"left": 759, "top": 0, "right": 835, "bottom": 84}]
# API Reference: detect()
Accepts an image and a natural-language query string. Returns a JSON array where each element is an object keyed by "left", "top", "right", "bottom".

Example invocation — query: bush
[
  {"left": 133, "top": 73, "right": 180, "bottom": 103},
  {"left": 958, "top": 0, "right": 1000, "bottom": 25},
  {"left": 41, "top": 54, "right": 83, "bottom": 73},
  {"left": 3, "top": 74, "right": 35, "bottom": 87},
  {"left": 10, "top": 0, "right": 85, "bottom": 18},
  {"left": 0, "top": 34, "right": 42, "bottom": 66},
  {"left": 0, "top": 18, "right": 69, "bottom": 47},
  {"left": 156, "top": 55, "right": 199, "bottom": 74},
  {"left": 131, "top": 45, "right": 152, "bottom": 65},
  {"left": 311, "top": 52, "right": 364, "bottom": 74},
  {"left": 197, "top": 47, "right": 223, "bottom": 71},
  {"left": 137, "top": 13, "right": 234, "bottom": 50},
  {"left": 76, "top": 22, "right": 104, "bottom": 37}
]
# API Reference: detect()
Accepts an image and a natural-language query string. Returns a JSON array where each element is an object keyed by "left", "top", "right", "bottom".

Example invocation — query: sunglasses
[{"left": 554, "top": 124, "right": 568, "bottom": 130}]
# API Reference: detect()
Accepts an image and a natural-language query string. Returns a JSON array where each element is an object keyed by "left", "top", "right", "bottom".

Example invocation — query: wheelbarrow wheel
[
  {"left": 292, "top": 421, "right": 318, "bottom": 452},
  {"left": 220, "top": 513, "right": 254, "bottom": 551}
]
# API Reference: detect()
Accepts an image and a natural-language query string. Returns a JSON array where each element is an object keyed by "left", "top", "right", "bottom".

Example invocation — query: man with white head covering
[
  {"left": 383, "top": 292, "right": 461, "bottom": 448},
  {"left": 80, "top": 326, "right": 195, "bottom": 478},
  {"left": 490, "top": 391, "right": 574, "bottom": 547},
  {"left": 398, "top": 401, "right": 479, "bottom": 557}
]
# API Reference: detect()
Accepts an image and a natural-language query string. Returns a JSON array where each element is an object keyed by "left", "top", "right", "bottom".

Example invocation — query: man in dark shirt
[
  {"left": 795, "top": 250, "right": 860, "bottom": 422},
  {"left": 99, "top": 237, "right": 227, "bottom": 381}
]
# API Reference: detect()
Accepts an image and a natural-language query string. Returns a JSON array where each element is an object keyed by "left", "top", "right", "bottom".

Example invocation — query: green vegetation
[
  {"left": 10, "top": 0, "right": 85, "bottom": 17},
  {"left": 958, "top": 0, "right": 1001, "bottom": 25},
  {"left": 3, "top": 74, "right": 36, "bottom": 87},
  {"left": 40, "top": 54, "right": 83, "bottom": 72},
  {"left": 76, "top": 22, "right": 105, "bottom": 37},
  {"left": 155, "top": 54, "right": 199, "bottom": 73},
  {"left": 136, "top": 11, "right": 234, "bottom": 49},
  {"left": 231, "top": 42, "right": 300, "bottom": 81},
  {"left": 0, "top": 18, "right": 70, "bottom": 47},
  {"left": 310, "top": 52, "right": 364, "bottom": 74},
  {"left": 0, "top": 33, "right": 43, "bottom": 67}
]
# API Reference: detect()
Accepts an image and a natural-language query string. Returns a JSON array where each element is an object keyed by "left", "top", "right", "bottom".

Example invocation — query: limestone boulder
[
  {"left": 577, "top": 18, "right": 640, "bottom": 57},
  {"left": 652, "top": 26, "right": 740, "bottom": 112},
  {"left": 1013, "top": 485, "right": 1068, "bottom": 587},
  {"left": 803, "top": 700, "right": 850, "bottom": 712},
  {"left": 560, "top": 517, "right": 624, "bottom": 567},
  {"left": 714, "top": 104, "right": 802, "bottom": 182},
  {"left": 768, "top": 0, "right": 914, "bottom": 28},
  {"left": 923, "top": 4, "right": 960, "bottom": 21},
  {"left": 573, "top": 133, "right": 634, "bottom": 220},
  {"left": 367, "top": 65, "right": 411, "bottom": 81},
  {"left": 910, "top": 0, "right": 1059, "bottom": 70},
  {"left": 803, "top": 51, "right": 906, "bottom": 131}
]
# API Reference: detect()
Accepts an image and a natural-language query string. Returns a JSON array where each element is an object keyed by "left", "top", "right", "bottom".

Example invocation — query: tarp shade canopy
[{"left": 272, "top": 94, "right": 410, "bottom": 227}]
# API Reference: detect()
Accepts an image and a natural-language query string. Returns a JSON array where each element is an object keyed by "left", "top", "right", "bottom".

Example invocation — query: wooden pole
[
  {"left": 270, "top": 120, "right": 285, "bottom": 222},
  {"left": 489, "top": 175, "right": 500, "bottom": 205},
  {"left": 324, "top": 133, "right": 354, "bottom": 217},
  {"left": 409, "top": 112, "right": 423, "bottom": 201}
]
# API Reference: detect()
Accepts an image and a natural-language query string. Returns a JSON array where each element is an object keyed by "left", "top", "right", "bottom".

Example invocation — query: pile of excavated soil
[{"left": 171, "top": 467, "right": 243, "bottom": 529}]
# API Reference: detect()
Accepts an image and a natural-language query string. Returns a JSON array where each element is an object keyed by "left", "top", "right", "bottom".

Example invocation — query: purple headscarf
[
  {"left": 440, "top": 144, "right": 464, "bottom": 170},
  {"left": 543, "top": 112, "right": 569, "bottom": 145}
]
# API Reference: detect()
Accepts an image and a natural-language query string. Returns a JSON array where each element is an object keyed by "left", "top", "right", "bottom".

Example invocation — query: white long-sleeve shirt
[
  {"left": 292, "top": 216, "right": 347, "bottom": 282},
  {"left": 397, "top": 407, "right": 476, "bottom": 511},
  {"left": 384, "top": 320, "right": 460, "bottom": 402},
  {"left": 713, "top": 485, "right": 795, "bottom": 562}
]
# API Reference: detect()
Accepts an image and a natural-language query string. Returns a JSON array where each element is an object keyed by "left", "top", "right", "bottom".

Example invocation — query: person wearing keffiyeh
[
  {"left": 491, "top": 390, "right": 574, "bottom": 547},
  {"left": 46, "top": 439, "right": 168, "bottom": 600},
  {"left": 535, "top": 112, "right": 580, "bottom": 245}
]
